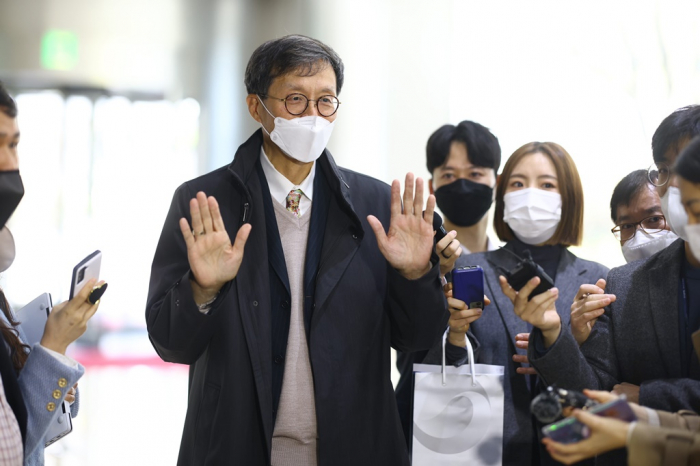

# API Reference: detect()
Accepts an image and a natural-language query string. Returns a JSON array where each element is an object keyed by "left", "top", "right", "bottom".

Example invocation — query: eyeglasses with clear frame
[
  {"left": 648, "top": 162, "right": 671, "bottom": 187},
  {"left": 260, "top": 93, "right": 341, "bottom": 117},
  {"left": 611, "top": 214, "right": 668, "bottom": 242}
]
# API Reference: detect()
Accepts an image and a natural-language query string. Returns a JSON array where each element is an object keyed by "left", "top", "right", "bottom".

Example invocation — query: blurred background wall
[{"left": 0, "top": 0, "right": 699, "bottom": 464}]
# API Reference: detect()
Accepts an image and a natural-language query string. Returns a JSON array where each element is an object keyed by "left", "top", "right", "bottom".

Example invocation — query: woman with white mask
[
  {"left": 435, "top": 142, "right": 609, "bottom": 466},
  {"left": 609, "top": 169, "right": 678, "bottom": 263}
]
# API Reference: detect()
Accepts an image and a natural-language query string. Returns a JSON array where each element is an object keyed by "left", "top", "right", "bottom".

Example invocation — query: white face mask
[
  {"left": 0, "top": 226, "right": 16, "bottom": 273},
  {"left": 621, "top": 229, "right": 679, "bottom": 263},
  {"left": 660, "top": 186, "right": 688, "bottom": 241},
  {"left": 686, "top": 224, "right": 700, "bottom": 263},
  {"left": 257, "top": 96, "right": 335, "bottom": 164},
  {"left": 503, "top": 188, "right": 562, "bottom": 245}
]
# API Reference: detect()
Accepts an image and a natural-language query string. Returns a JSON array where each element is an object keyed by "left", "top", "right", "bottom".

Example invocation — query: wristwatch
[{"left": 197, "top": 294, "right": 218, "bottom": 313}]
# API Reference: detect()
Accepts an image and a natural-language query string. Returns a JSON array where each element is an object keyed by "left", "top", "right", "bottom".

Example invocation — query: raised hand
[
  {"left": 367, "top": 173, "right": 436, "bottom": 280},
  {"left": 499, "top": 275, "right": 561, "bottom": 348},
  {"left": 179, "top": 192, "right": 252, "bottom": 304},
  {"left": 570, "top": 279, "right": 615, "bottom": 345}
]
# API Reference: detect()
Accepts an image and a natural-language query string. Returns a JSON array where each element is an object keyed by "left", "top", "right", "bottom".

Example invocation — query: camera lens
[{"left": 78, "top": 267, "right": 86, "bottom": 282}]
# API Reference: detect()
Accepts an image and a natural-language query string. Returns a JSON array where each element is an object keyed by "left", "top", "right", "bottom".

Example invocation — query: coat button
[
  {"left": 253, "top": 301, "right": 258, "bottom": 307},
  {"left": 281, "top": 300, "right": 290, "bottom": 309},
  {"left": 52, "top": 390, "right": 62, "bottom": 400},
  {"left": 58, "top": 378, "right": 67, "bottom": 388},
  {"left": 352, "top": 233, "right": 358, "bottom": 240},
  {"left": 46, "top": 402, "right": 56, "bottom": 412},
  {"left": 274, "top": 355, "right": 284, "bottom": 364}
]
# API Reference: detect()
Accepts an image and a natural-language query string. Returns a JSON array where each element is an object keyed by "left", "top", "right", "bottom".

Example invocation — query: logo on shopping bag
[{"left": 413, "top": 373, "right": 494, "bottom": 454}]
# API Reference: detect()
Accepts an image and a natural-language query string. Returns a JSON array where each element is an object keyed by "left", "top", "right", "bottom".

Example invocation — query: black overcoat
[{"left": 146, "top": 130, "right": 448, "bottom": 465}]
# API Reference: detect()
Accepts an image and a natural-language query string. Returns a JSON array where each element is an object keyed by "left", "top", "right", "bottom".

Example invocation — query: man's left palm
[{"left": 367, "top": 173, "right": 435, "bottom": 280}]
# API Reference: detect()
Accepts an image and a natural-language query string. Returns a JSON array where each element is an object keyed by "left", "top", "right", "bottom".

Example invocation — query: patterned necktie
[{"left": 286, "top": 189, "right": 303, "bottom": 217}]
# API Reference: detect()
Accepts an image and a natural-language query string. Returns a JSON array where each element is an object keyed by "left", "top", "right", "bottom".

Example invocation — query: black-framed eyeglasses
[
  {"left": 648, "top": 162, "right": 672, "bottom": 187},
  {"left": 261, "top": 93, "right": 341, "bottom": 117},
  {"left": 611, "top": 214, "right": 667, "bottom": 241}
]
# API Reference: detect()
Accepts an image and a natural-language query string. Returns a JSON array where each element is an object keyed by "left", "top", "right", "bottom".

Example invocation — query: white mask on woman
[
  {"left": 503, "top": 188, "right": 562, "bottom": 245},
  {"left": 660, "top": 186, "right": 688, "bottom": 241},
  {"left": 621, "top": 229, "right": 679, "bottom": 263},
  {"left": 685, "top": 224, "right": 700, "bottom": 263},
  {"left": 257, "top": 96, "right": 335, "bottom": 164}
]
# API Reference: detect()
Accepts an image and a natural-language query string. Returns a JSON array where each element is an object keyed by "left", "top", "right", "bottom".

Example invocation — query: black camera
[
  {"left": 498, "top": 249, "right": 555, "bottom": 301},
  {"left": 530, "top": 385, "right": 598, "bottom": 424}
]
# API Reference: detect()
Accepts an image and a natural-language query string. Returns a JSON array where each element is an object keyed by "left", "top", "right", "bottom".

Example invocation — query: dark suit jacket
[
  {"left": 529, "top": 239, "right": 700, "bottom": 409},
  {"left": 425, "top": 247, "right": 608, "bottom": 466},
  {"left": 529, "top": 239, "right": 700, "bottom": 464},
  {"left": 145, "top": 130, "right": 449, "bottom": 466}
]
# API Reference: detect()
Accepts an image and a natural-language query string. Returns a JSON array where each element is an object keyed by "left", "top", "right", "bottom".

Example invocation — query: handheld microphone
[{"left": 431, "top": 211, "right": 448, "bottom": 244}]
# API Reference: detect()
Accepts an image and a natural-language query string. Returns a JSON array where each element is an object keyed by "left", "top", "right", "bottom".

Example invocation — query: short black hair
[
  {"left": 0, "top": 81, "right": 17, "bottom": 118},
  {"left": 675, "top": 136, "right": 700, "bottom": 184},
  {"left": 609, "top": 169, "right": 651, "bottom": 223},
  {"left": 244, "top": 35, "right": 344, "bottom": 96},
  {"left": 426, "top": 120, "right": 501, "bottom": 173},
  {"left": 652, "top": 105, "right": 700, "bottom": 164}
]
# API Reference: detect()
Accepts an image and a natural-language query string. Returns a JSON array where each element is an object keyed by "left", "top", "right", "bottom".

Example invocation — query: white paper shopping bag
[{"left": 412, "top": 330, "right": 505, "bottom": 466}]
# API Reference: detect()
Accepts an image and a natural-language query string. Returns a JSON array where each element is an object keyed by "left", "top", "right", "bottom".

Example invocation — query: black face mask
[
  {"left": 0, "top": 171, "right": 24, "bottom": 230},
  {"left": 434, "top": 178, "right": 493, "bottom": 227}
]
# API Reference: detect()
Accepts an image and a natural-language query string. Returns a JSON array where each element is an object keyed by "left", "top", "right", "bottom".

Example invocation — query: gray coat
[
  {"left": 529, "top": 239, "right": 700, "bottom": 464},
  {"left": 529, "top": 238, "right": 700, "bottom": 409},
  {"left": 0, "top": 311, "right": 83, "bottom": 466},
  {"left": 426, "top": 247, "right": 608, "bottom": 466}
]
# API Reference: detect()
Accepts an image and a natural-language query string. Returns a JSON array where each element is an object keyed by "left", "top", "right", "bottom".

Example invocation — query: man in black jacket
[{"left": 145, "top": 35, "right": 448, "bottom": 466}]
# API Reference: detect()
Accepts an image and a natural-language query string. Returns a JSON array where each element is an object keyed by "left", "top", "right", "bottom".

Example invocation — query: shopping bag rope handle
[{"left": 441, "top": 327, "right": 476, "bottom": 387}]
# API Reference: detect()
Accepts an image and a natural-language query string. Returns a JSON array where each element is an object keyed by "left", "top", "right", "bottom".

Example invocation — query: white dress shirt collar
[{"left": 260, "top": 147, "right": 315, "bottom": 216}]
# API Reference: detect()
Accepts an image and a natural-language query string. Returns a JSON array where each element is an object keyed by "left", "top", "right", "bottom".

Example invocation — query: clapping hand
[
  {"left": 367, "top": 173, "right": 436, "bottom": 280},
  {"left": 179, "top": 192, "right": 252, "bottom": 304}
]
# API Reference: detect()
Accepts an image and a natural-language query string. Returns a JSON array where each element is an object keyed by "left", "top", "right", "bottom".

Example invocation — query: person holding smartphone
[
  {"left": 520, "top": 106, "right": 700, "bottom": 465},
  {"left": 0, "top": 81, "right": 103, "bottom": 465},
  {"left": 434, "top": 142, "right": 609, "bottom": 466}
]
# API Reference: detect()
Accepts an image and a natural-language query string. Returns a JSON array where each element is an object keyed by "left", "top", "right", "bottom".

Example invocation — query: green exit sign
[{"left": 41, "top": 30, "right": 79, "bottom": 70}]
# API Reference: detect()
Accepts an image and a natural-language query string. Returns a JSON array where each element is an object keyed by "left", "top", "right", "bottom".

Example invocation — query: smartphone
[
  {"left": 541, "top": 397, "right": 637, "bottom": 444},
  {"left": 69, "top": 250, "right": 101, "bottom": 299},
  {"left": 452, "top": 266, "right": 485, "bottom": 309}
]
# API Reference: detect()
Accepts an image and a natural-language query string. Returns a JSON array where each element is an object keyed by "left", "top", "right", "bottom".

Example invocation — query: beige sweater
[{"left": 270, "top": 201, "right": 318, "bottom": 466}]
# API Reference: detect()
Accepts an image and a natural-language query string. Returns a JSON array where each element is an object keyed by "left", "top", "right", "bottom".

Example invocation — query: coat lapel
[
  {"left": 311, "top": 153, "right": 362, "bottom": 327},
  {"left": 484, "top": 249, "right": 530, "bottom": 344},
  {"left": 553, "top": 250, "right": 590, "bottom": 327},
  {"left": 647, "top": 239, "right": 684, "bottom": 377}
]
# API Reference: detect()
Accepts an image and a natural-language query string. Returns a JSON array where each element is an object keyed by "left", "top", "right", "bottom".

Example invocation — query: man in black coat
[{"left": 145, "top": 35, "right": 448, "bottom": 466}]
